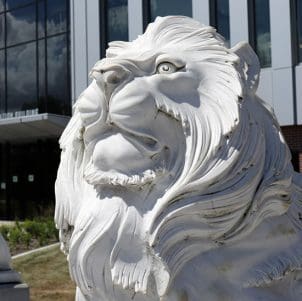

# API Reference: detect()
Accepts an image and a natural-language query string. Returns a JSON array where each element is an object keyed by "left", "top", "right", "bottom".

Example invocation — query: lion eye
[{"left": 156, "top": 62, "right": 177, "bottom": 74}]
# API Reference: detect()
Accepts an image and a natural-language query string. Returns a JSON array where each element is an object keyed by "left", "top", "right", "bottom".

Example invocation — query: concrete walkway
[
  {"left": 0, "top": 221, "right": 16, "bottom": 226},
  {"left": 12, "top": 243, "right": 60, "bottom": 260}
]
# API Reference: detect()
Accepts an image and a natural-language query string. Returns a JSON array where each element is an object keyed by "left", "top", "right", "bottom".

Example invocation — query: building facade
[
  {"left": 0, "top": 0, "right": 301, "bottom": 219},
  {"left": 0, "top": 0, "right": 71, "bottom": 219},
  {"left": 71, "top": 0, "right": 302, "bottom": 169}
]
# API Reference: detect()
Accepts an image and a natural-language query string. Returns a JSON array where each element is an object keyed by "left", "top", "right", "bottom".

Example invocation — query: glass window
[
  {"left": 0, "top": 14, "right": 4, "bottom": 48},
  {"left": 6, "top": 0, "right": 32, "bottom": 10},
  {"left": 38, "top": 39, "right": 46, "bottom": 112},
  {"left": 0, "top": 50, "right": 5, "bottom": 113},
  {"left": 46, "top": 0, "right": 67, "bottom": 36},
  {"left": 148, "top": 0, "right": 192, "bottom": 22},
  {"left": 297, "top": 0, "right": 302, "bottom": 62},
  {"left": 1, "top": 1, "right": 70, "bottom": 116},
  {"left": 6, "top": 5, "right": 36, "bottom": 46},
  {"left": 251, "top": 0, "right": 271, "bottom": 67},
  {"left": 38, "top": 0, "right": 45, "bottom": 38},
  {"left": 0, "top": 1, "right": 4, "bottom": 13},
  {"left": 106, "top": 0, "right": 128, "bottom": 42},
  {"left": 47, "top": 35, "right": 69, "bottom": 114},
  {"left": 212, "top": 0, "right": 230, "bottom": 45},
  {"left": 6, "top": 43, "right": 37, "bottom": 113}
]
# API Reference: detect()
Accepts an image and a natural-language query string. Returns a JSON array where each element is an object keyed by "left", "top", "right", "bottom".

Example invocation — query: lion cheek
[{"left": 109, "top": 81, "right": 158, "bottom": 129}]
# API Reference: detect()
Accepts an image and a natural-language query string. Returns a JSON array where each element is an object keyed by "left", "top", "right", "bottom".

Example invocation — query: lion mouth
[
  {"left": 84, "top": 161, "right": 164, "bottom": 186},
  {"left": 83, "top": 131, "right": 168, "bottom": 187}
]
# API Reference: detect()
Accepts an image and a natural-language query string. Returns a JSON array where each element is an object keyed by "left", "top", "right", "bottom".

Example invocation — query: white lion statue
[{"left": 55, "top": 16, "right": 302, "bottom": 301}]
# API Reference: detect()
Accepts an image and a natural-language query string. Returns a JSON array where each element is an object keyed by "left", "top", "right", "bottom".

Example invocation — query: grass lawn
[{"left": 12, "top": 245, "right": 76, "bottom": 301}]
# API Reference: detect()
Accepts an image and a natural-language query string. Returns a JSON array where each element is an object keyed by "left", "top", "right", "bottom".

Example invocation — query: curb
[{"left": 12, "top": 243, "right": 60, "bottom": 260}]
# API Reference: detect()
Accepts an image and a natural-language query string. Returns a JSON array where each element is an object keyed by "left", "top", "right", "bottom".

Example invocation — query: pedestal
[{"left": 0, "top": 283, "right": 29, "bottom": 301}]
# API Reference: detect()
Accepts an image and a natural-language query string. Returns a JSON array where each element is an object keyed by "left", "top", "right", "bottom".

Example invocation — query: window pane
[
  {"left": 0, "top": 1, "right": 4, "bottom": 13},
  {"left": 254, "top": 0, "right": 271, "bottom": 67},
  {"left": 38, "top": 0, "right": 45, "bottom": 38},
  {"left": 46, "top": 0, "right": 67, "bottom": 36},
  {"left": 298, "top": 0, "right": 302, "bottom": 62},
  {"left": 47, "top": 35, "right": 69, "bottom": 114},
  {"left": 6, "top": 43, "right": 37, "bottom": 113},
  {"left": 0, "top": 14, "right": 4, "bottom": 48},
  {"left": 6, "top": 5, "right": 36, "bottom": 46},
  {"left": 6, "top": 0, "right": 32, "bottom": 10},
  {"left": 107, "top": 0, "right": 128, "bottom": 42},
  {"left": 215, "top": 0, "right": 230, "bottom": 44},
  {"left": 149, "top": 0, "right": 192, "bottom": 22},
  {"left": 0, "top": 50, "right": 5, "bottom": 113},
  {"left": 38, "top": 39, "right": 46, "bottom": 112}
]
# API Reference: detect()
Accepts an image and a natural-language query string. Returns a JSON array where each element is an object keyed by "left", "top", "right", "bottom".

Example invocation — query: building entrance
[{"left": 0, "top": 139, "right": 60, "bottom": 220}]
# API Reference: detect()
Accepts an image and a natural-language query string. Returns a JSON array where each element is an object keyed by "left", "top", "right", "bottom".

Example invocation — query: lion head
[{"left": 55, "top": 16, "right": 302, "bottom": 301}]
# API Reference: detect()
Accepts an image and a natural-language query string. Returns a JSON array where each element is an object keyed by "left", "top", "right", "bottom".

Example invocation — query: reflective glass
[
  {"left": 254, "top": 0, "right": 271, "bottom": 67},
  {"left": 46, "top": 0, "right": 67, "bottom": 35},
  {"left": 6, "top": 0, "right": 33, "bottom": 10},
  {"left": 47, "top": 35, "right": 69, "bottom": 114},
  {"left": 6, "top": 43, "right": 37, "bottom": 113},
  {"left": 107, "top": 0, "right": 128, "bottom": 42},
  {"left": 6, "top": 5, "right": 36, "bottom": 46},
  {"left": 38, "top": 39, "right": 46, "bottom": 112},
  {"left": 0, "top": 50, "right": 5, "bottom": 113},
  {"left": 215, "top": 0, "right": 230, "bottom": 45},
  {"left": 38, "top": 0, "right": 45, "bottom": 38},
  {"left": 0, "top": 1, "right": 4, "bottom": 13},
  {"left": 149, "top": 0, "right": 192, "bottom": 21},
  {"left": 298, "top": 0, "right": 302, "bottom": 62},
  {"left": 0, "top": 14, "right": 4, "bottom": 48}
]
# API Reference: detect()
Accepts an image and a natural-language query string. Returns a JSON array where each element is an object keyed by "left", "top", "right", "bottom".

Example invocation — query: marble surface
[
  {"left": 0, "top": 234, "right": 21, "bottom": 284},
  {"left": 55, "top": 16, "right": 302, "bottom": 301}
]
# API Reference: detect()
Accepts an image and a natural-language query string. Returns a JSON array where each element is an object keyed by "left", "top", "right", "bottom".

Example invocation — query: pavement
[
  {"left": 12, "top": 243, "right": 60, "bottom": 260},
  {"left": 0, "top": 221, "right": 16, "bottom": 226}
]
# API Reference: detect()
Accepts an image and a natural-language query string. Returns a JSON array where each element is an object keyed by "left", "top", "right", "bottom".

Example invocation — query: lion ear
[{"left": 231, "top": 42, "right": 260, "bottom": 94}]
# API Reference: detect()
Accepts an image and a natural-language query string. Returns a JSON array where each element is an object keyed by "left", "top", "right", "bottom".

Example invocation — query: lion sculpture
[{"left": 55, "top": 16, "right": 302, "bottom": 301}]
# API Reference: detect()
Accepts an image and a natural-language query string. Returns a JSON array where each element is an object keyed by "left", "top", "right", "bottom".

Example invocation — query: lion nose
[
  {"left": 95, "top": 65, "right": 129, "bottom": 100},
  {"left": 102, "top": 68, "right": 127, "bottom": 85}
]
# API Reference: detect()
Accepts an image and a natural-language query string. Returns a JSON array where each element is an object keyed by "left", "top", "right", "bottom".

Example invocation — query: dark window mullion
[
  {"left": 209, "top": 0, "right": 217, "bottom": 27},
  {"left": 296, "top": 0, "right": 302, "bottom": 63},
  {"left": 99, "top": 0, "right": 107, "bottom": 58},
  {"left": 142, "top": 0, "right": 150, "bottom": 31},
  {"left": 4, "top": 0, "right": 7, "bottom": 112},
  {"left": 66, "top": 0, "right": 71, "bottom": 114},
  {"left": 35, "top": 0, "right": 39, "bottom": 113},
  {"left": 290, "top": 0, "right": 298, "bottom": 65},
  {"left": 44, "top": 0, "right": 47, "bottom": 112},
  {"left": 248, "top": 0, "right": 256, "bottom": 50}
]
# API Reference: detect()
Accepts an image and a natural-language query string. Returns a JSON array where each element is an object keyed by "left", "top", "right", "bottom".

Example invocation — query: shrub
[
  {"left": 7, "top": 226, "right": 23, "bottom": 248},
  {"left": 1, "top": 217, "right": 59, "bottom": 253},
  {"left": 0, "top": 225, "right": 10, "bottom": 240}
]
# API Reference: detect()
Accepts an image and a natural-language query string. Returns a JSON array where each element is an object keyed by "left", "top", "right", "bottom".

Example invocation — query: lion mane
[{"left": 55, "top": 16, "right": 302, "bottom": 300}]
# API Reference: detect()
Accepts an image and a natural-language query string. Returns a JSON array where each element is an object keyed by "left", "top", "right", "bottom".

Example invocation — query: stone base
[{"left": 0, "top": 283, "right": 29, "bottom": 301}]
